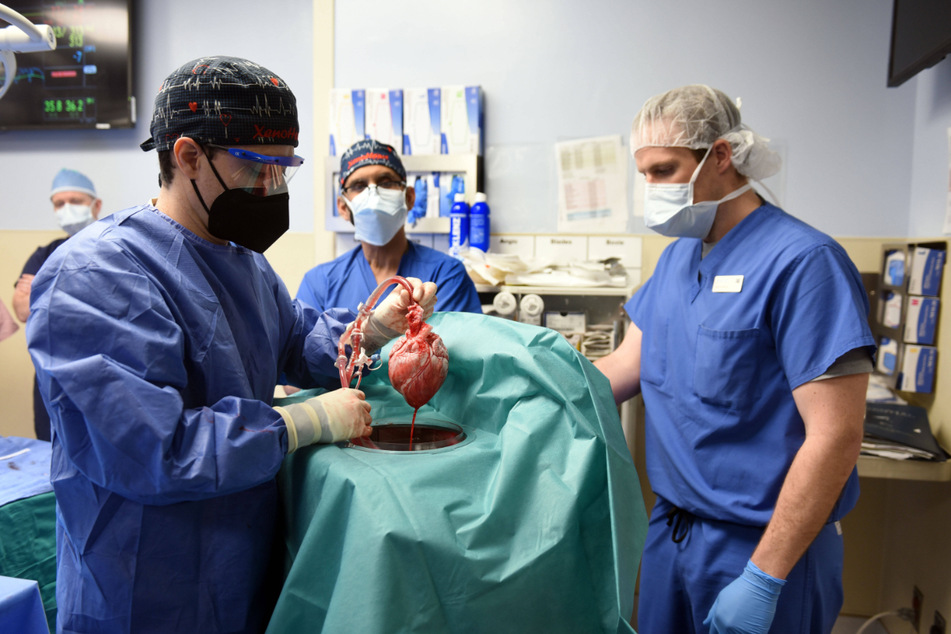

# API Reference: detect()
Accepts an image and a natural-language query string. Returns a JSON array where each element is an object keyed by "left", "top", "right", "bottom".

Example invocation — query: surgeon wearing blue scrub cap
[
  {"left": 595, "top": 85, "right": 875, "bottom": 634},
  {"left": 26, "top": 56, "right": 435, "bottom": 633}
]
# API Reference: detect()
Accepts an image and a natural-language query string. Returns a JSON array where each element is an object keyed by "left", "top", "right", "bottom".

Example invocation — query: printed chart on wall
[
  {"left": 555, "top": 136, "right": 628, "bottom": 233},
  {"left": 945, "top": 128, "right": 951, "bottom": 235}
]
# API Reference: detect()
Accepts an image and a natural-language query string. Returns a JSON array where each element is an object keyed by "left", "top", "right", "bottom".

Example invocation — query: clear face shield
[{"left": 206, "top": 144, "right": 305, "bottom": 196}]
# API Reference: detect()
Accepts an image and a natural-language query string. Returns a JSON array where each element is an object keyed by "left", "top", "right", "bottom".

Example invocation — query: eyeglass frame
[
  {"left": 204, "top": 143, "right": 305, "bottom": 168},
  {"left": 200, "top": 142, "right": 305, "bottom": 197},
  {"left": 340, "top": 178, "right": 407, "bottom": 197}
]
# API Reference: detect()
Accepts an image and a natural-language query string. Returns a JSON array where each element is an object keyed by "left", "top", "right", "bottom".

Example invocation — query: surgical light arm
[{"left": 0, "top": 3, "right": 57, "bottom": 100}]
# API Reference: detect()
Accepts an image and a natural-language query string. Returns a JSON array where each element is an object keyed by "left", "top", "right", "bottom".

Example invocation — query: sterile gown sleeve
[
  {"left": 295, "top": 269, "right": 322, "bottom": 310},
  {"left": 27, "top": 246, "right": 349, "bottom": 507}
]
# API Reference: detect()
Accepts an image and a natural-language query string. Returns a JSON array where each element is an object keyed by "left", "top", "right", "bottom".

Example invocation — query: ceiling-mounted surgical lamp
[{"left": 0, "top": 3, "right": 56, "bottom": 101}]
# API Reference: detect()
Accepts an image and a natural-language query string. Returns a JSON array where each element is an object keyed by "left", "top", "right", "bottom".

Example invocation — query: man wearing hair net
[
  {"left": 297, "top": 139, "right": 481, "bottom": 315},
  {"left": 13, "top": 168, "right": 102, "bottom": 440},
  {"left": 596, "top": 85, "right": 874, "bottom": 634},
  {"left": 27, "top": 56, "right": 435, "bottom": 633}
]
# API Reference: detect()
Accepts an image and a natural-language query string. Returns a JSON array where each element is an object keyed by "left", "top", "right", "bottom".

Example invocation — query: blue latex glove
[
  {"left": 408, "top": 177, "right": 427, "bottom": 225},
  {"left": 703, "top": 559, "right": 786, "bottom": 634}
]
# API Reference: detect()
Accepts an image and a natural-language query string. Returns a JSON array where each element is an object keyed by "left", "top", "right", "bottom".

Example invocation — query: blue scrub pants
[{"left": 637, "top": 497, "right": 844, "bottom": 634}]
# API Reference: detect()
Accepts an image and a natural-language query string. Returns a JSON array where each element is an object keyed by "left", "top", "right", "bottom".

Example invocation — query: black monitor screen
[
  {"left": 888, "top": 0, "right": 951, "bottom": 87},
  {"left": 0, "top": 0, "right": 134, "bottom": 130}
]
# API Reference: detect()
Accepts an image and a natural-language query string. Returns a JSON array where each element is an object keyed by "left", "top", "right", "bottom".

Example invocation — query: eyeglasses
[
  {"left": 205, "top": 143, "right": 306, "bottom": 196},
  {"left": 341, "top": 179, "right": 406, "bottom": 196}
]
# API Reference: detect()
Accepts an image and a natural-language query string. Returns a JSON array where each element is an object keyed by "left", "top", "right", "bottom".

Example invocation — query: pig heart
[{"left": 388, "top": 306, "right": 448, "bottom": 409}]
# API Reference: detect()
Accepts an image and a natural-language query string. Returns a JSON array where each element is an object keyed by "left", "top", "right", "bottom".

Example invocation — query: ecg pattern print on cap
[
  {"left": 141, "top": 56, "right": 299, "bottom": 152},
  {"left": 338, "top": 138, "right": 406, "bottom": 187}
]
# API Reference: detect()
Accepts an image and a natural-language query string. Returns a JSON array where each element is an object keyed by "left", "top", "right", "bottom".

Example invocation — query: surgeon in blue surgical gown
[{"left": 27, "top": 56, "right": 435, "bottom": 634}]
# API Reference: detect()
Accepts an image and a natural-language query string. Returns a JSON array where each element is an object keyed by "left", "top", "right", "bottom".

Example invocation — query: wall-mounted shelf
[
  {"left": 859, "top": 240, "right": 948, "bottom": 483},
  {"left": 325, "top": 153, "right": 482, "bottom": 233},
  {"left": 474, "top": 284, "right": 636, "bottom": 341},
  {"left": 857, "top": 455, "right": 951, "bottom": 482},
  {"left": 475, "top": 283, "right": 636, "bottom": 297}
]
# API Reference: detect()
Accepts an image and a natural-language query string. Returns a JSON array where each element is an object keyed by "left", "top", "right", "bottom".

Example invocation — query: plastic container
[
  {"left": 876, "top": 336, "right": 898, "bottom": 375},
  {"left": 884, "top": 250, "right": 906, "bottom": 286},
  {"left": 518, "top": 294, "right": 544, "bottom": 326},
  {"left": 469, "top": 192, "right": 490, "bottom": 252},
  {"left": 449, "top": 193, "right": 469, "bottom": 256},
  {"left": 492, "top": 291, "right": 517, "bottom": 319}
]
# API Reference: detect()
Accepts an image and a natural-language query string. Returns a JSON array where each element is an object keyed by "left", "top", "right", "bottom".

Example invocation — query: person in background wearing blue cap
[
  {"left": 296, "top": 139, "right": 481, "bottom": 315},
  {"left": 13, "top": 168, "right": 102, "bottom": 441},
  {"left": 26, "top": 56, "right": 436, "bottom": 633}
]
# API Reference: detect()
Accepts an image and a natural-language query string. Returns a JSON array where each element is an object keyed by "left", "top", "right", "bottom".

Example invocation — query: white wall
[
  {"left": 2, "top": 0, "right": 949, "bottom": 240},
  {"left": 336, "top": 0, "right": 925, "bottom": 237},
  {"left": 908, "top": 61, "right": 951, "bottom": 236},
  {"left": 0, "top": 0, "right": 316, "bottom": 233}
]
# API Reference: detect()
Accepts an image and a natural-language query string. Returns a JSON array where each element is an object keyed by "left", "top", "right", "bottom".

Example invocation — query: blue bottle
[
  {"left": 468, "top": 192, "right": 490, "bottom": 252},
  {"left": 449, "top": 193, "right": 469, "bottom": 257}
]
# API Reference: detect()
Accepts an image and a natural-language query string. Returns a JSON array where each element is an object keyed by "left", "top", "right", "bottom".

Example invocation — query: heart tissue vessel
[{"left": 388, "top": 302, "right": 448, "bottom": 410}]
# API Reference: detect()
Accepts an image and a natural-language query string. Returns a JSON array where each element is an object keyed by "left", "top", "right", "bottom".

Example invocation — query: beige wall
[{"left": 1, "top": 230, "right": 60, "bottom": 439}]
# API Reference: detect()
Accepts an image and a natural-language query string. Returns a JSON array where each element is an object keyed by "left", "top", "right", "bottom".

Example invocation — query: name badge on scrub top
[{"left": 712, "top": 275, "right": 744, "bottom": 293}]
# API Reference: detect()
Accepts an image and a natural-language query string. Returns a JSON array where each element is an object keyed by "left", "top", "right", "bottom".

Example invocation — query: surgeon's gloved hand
[
  {"left": 275, "top": 388, "right": 372, "bottom": 452},
  {"left": 363, "top": 277, "right": 438, "bottom": 351},
  {"left": 703, "top": 559, "right": 786, "bottom": 634}
]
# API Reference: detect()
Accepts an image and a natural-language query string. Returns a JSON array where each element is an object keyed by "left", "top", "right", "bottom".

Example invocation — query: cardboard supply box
[
  {"left": 907, "top": 246, "right": 946, "bottom": 296},
  {"left": 899, "top": 344, "right": 937, "bottom": 393},
  {"left": 441, "top": 85, "right": 483, "bottom": 155},
  {"left": 903, "top": 296, "right": 940, "bottom": 345},
  {"left": 544, "top": 311, "right": 587, "bottom": 334},
  {"left": 365, "top": 89, "right": 403, "bottom": 151},
  {"left": 403, "top": 88, "right": 441, "bottom": 155},
  {"left": 329, "top": 89, "right": 366, "bottom": 156}
]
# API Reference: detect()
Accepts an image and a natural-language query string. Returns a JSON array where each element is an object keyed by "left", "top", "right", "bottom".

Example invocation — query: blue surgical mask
[
  {"left": 55, "top": 203, "right": 95, "bottom": 236},
  {"left": 344, "top": 186, "right": 408, "bottom": 246},
  {"left": 643, "top": 148, "right": 751, "bottom": 239}
]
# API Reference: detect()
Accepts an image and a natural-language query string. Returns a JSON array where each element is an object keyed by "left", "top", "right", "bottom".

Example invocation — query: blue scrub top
[
  {"left": 27, "top": 205, "right": 352, "bottom": 632},
  {"left": 18, "top": 237, "right": 67, "bottom": 281},
  {"left": 297, "top": 241, "right": 483, "bottom": 314},
  {"left": 627, "top": 204, "right": 875, "bottom": 526}
]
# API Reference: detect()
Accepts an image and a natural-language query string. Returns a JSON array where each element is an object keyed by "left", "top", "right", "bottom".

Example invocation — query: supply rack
[
  {"left": 861, "top": 239, "right": 949, "bottom": 481},
  {"left": 325, "top": 154, "right": 483, "bottom": 234}
]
